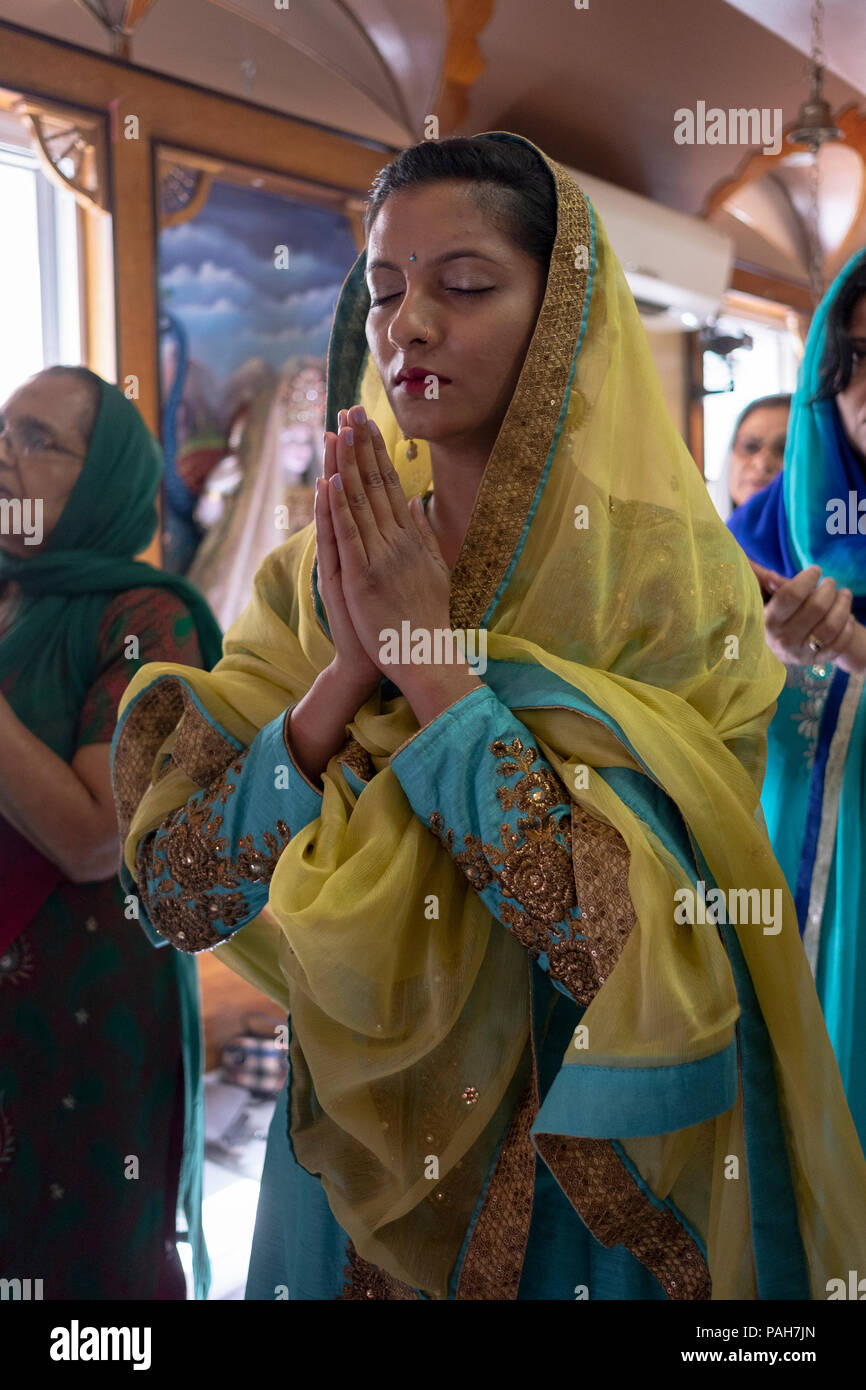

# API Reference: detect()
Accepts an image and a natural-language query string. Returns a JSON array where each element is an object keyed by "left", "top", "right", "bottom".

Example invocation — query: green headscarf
[{"left": 0, "top": 374, "right": 223, "bottom": 757}]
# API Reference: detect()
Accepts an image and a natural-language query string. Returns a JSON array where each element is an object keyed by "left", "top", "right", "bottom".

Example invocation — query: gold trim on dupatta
[
  {"left": 449, "top": 152, "right": 592, "bottom": 630},
  {"left": 112, "top": 678, "right": 241, "bottom": 843}
]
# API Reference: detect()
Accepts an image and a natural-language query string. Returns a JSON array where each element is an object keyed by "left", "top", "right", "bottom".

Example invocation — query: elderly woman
[
  {"left": 113, "top": 135, "right": 866, "bottom": 1301},
  {"left": 726, "top": 393, "right": 791, "bottom": 512},
  {"left": 0, "top": 367, "right": 221, "bottom": 1297},
  {"left": 729, "top": 250, "right": 866, "bottom": 1153}
]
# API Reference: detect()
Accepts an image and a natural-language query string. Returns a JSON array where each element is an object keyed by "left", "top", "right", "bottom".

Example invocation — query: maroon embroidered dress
[{"left": 0, "top": 587, "right": 204, "bottom": 1299}]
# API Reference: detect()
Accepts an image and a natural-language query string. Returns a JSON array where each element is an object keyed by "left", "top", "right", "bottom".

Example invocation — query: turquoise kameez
[
  {"left": 757, "top": 661, "right": 866, "bottom": 1150},
  {"left": 729, "top": 248, "right": 866, "bottom": 1155},
  {"left": 121, "top": 657, "right": 811, "bottom": 1300}
]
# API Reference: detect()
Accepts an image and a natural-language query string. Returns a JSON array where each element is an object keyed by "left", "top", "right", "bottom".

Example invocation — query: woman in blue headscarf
[
  {"left": 729, "top": 249, "right": 866, "bottom": 1152},
  {"left": 0, "top": 366, "right": 222, "bottom": 1297}
]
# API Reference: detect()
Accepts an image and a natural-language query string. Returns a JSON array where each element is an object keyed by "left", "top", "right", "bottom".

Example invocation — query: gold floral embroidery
[
  {"left": 433, "top": 734, "right": 706, "bottom": 1298},
  {"left": 337, "top": 1241, "right": 420, "bottom": 1300},
  {"left": 136, "top": 752, "right": 292, "bottom": 953},
  {"left": 430, "top": 736, "right": 576, "bottom": 925},
  {"left": 428, "top": 734, "right": 636, "bottom": 1004},
  {"left": 490, "top": 737, "right": 565, "bottom": 814}
]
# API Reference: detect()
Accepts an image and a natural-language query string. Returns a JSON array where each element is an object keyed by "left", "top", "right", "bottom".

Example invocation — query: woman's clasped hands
[{"left": 313, "top": 404, "right": 452, "bottom": 695}]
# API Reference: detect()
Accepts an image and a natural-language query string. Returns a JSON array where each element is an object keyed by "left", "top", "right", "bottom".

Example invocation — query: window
[
  {"left": 702, "top": 306, "right": 802, "bottom": 519},
  {"left": 0, "top": 137, "right": 83, "bottom": 405}
]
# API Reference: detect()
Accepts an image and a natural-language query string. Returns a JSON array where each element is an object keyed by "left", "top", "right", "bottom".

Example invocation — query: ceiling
[
  {"left": 462, "top": 0, "right": 864, "bottom": 217},
  {"left": 724, "top": 0, "right": 866, "bottom": 98},
  {"left": 0, "top": 0, "right": 863, "bottom": 225}
]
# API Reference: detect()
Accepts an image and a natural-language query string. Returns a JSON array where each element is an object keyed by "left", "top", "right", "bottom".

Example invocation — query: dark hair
[
  {"left": 363, "top": 137, "right": 557, "bottom": 272},
  {"left": 815, "top": 256, "right": 866, "bottom": 400},
  {"left": 38, "top": 365, "right": 102, "bottom": 448},
  {"left": 729, "top": 393, "right": 792, "bottom": 448}
]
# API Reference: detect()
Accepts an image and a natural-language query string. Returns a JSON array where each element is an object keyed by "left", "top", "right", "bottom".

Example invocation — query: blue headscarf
[{"left": 729, "top": 248, "right": 866, "bottom": 619}]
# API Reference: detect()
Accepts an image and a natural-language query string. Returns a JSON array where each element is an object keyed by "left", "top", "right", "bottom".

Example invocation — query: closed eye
[{"left": 369, "top": 288, "right": 494, "bottom": 307}]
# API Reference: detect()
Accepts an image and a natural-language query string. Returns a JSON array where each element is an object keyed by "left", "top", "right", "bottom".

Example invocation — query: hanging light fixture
[
  {"left": 786, "top": 0, "right": 845, "bottom": 304},
  {"left": 706, "top": 0, "right": 866, "bottom": 309},
  {"left": 787, "top": 0, "right": 843, "bottom": 153},
  {"left": 74, "top": 1, "right": 160, "bottom": 60}
]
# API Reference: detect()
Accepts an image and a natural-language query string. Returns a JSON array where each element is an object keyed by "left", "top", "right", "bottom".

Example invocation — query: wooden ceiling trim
[{"left": 435, "top": 0, "right": 495, "bottom": 134}]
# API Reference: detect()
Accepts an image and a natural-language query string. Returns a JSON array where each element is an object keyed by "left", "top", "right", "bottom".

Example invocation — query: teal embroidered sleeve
[
  {"left": 390, "top": 683, "right": 636, "bottom": 1005},
  {"left": 133, "top": 708, "right": 323, "bottom": 953}
]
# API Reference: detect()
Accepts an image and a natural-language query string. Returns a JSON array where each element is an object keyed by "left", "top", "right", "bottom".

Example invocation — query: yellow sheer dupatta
[{"left": 114, "top": 133, "right": 866, "bottom": 1298}]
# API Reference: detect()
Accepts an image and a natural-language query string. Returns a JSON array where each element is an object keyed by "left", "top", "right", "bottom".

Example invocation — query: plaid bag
[{"left": 220, "top": 1013, "right": 288, "bottom": 1098}]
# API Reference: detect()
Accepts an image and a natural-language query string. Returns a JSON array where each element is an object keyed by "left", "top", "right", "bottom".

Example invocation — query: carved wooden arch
[
  {"left": 158, "top": 162, "right": 214, "bottom": 228},
  {"left": 702, "top": 104, "right": 866, "bottom": 274},
  {"left": 13, "top": 96, "right": 108, "bottom": 211}
]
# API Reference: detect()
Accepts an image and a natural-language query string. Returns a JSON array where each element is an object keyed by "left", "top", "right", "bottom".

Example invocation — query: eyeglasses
[
  {"left": 0, "top": 414, "right": 86, "bottom": 465},
  {"left": 735, "top": 437, "right": 786, "bottom": 458}
]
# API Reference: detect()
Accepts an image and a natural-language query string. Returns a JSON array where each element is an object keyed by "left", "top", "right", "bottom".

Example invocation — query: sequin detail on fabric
[
  {"left": 428, "top": 735, "right": 635, "bottom": 1004},
  {"left": 429, "top": 735, "right": 575, "bottom": 929},
  {"left": 135, "top": 751, "right": 292, "bottom": 952},
  {"left": 456, "top": 1065, "right": 538, "bottom": 1299},
  {"left": 533, "top": 1133, "right": 711, "bottom": 1300},
  {"left": 112, "top": 676, "right": 241, "bottom": 842},
  {"left": 337, "top": 736, "right": 375, "bottom": 785},
  {"left": 173, "top": 700, "right": 242, "bottom": 787},
  {"left": 784, "top": 661, "right": 834, "bottom": 768},
  {"left": 569, "top": 805, "right": 636, "bottom": 984}
]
